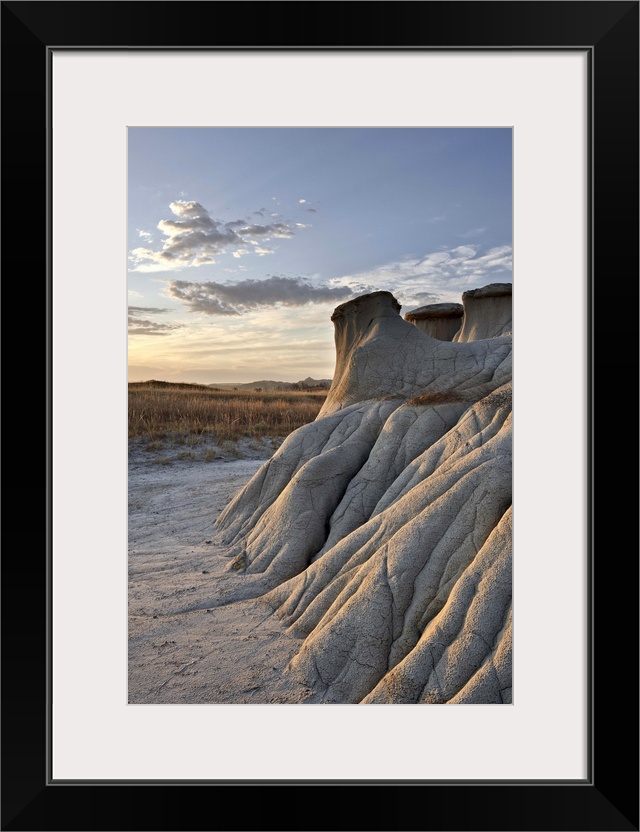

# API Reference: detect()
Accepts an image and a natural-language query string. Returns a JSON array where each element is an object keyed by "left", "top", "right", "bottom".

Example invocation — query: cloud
[
  {"left": 407, "top": 292, "right": 442, "bottom": 304},
  {"left": 167, "top": 276, "right": 358, "bottom": 316},
  {"left": 137, "top": 229, "right": 153, "bottom": 241},
  {"left": 298, "top": 199, "right": 307, "bottom": 204},
  {"left": 128, "top": 318, "right": 182, "bottom": 336},
  {"left": 128, "top": 305, "right": 182, "bottom": 336},
  {"left": 129, "top": 200, "right": 301, "bottom": 272},
  {"left": 128, "top": 306, "right": 170, "bottom": 315},
  {"left": 237, "top": 222, "right": 294, "bottom": 238},
  {"left": 329, "top": 244, "right": 512, "bottom": 304}
]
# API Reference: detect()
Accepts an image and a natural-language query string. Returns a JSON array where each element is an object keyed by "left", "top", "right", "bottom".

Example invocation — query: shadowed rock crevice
[{"left": 213, "top": 284, "right": 513, "bottom": 703}]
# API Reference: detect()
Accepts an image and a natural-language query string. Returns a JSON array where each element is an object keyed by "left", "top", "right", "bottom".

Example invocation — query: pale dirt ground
[{"left": 128, "top": 437, "right": 318, "bottom": 705}]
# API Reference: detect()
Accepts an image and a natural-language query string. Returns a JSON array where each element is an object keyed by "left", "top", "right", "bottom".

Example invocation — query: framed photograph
[{"left": 3, "top": 2, "right": 637, "bottom": 830}]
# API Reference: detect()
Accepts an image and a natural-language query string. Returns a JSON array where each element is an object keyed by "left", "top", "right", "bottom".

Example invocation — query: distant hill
[
  {"left": 207, "top": 377, "right": 332, "bottom": 391},
  {"left": 128, "top": 380, "right": 211, "bottom": 392}
]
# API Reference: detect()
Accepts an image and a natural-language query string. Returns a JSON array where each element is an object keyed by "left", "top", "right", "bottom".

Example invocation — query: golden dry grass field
[{"left": 128, "top": 380, "right": 327, "bottom": 443}]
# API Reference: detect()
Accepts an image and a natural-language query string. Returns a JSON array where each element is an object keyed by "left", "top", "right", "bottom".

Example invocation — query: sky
[{"left": 128, "top": 128, "right": 512, "bottom": 384}]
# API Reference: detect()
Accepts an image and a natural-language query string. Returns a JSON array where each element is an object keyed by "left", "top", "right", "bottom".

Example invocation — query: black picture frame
[{"left": 2, "top": 2, "right": 638, "bottom": 830}]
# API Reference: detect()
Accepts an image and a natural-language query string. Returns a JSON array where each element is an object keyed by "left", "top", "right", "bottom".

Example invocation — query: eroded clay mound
[
  {"left": 404, "top": 302, "right": 463, "bottom": 341},
  {"left": 453, "top": 282, "right": 512, "bottom": 342},
  {"left": 213, "top": 286, "right": 512, "bottom": 704}
]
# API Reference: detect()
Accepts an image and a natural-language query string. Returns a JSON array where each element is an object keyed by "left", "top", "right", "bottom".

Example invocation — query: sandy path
[{"left": 128, "top": 453, "right": 316, "bottom": 704}]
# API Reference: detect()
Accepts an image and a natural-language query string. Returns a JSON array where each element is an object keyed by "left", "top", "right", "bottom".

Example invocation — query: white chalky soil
[{"left": 128, "top": 452, "right": 318, "bottom": 704}]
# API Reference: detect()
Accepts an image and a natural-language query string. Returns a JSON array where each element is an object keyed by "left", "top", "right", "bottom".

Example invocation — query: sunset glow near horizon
[{"left": 128, "top": 128, "right": 512, "bottom": 385}]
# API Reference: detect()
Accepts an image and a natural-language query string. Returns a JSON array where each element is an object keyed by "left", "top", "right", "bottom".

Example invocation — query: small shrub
[
  {"left": 144, "top": 440, "right": 165, "bottom": 452},
  {"left": 224, "top": 442, "right": 242, "bottom": 459},
  {"left": 231, "top": 553, "right": 247, "bottom": 572}
]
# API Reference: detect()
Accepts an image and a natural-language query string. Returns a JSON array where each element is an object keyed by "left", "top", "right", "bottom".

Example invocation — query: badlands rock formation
[
  {"left": 404, "top": 301, "right": 463, "bottom": 341},
  {"left": 214, "top": 286, "right": 512, "bottom": 704},
  {"left": 453, "top": 282, "right": 512, "bottom": 342}
]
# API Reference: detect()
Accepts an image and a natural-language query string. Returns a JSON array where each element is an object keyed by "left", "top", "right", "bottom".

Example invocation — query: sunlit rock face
[
  {"left": 404, "top": 302, "right": 464, "bottom": 341},
  {"left": 453, "top": 282, "right": 512, "bottom": 342},
  {"left": 214, "top": 284, "right": 512, "bottom": 704}
]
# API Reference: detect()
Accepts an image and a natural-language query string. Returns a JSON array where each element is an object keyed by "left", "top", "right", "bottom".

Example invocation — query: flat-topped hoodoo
[
  {"left": 404, "top": 302, "right": 464, "bottom": 341},
  {"left": 454, "top": 282, "right": 512, "bottom": 342}
]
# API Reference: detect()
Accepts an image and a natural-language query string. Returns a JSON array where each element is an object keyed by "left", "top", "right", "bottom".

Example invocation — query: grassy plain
[{"left": 128, "top": 380, "right": 327, "bottom": 443}]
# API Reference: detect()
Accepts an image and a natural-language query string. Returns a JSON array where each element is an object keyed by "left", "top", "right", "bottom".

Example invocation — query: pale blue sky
[{"left": 128, "top": 127, "right": 512, "bottom": 383}]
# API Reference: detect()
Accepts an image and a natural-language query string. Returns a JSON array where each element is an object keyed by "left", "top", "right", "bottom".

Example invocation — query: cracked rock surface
[{"left": 210, "top": 287, "right": 513, "bottom": 704}]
